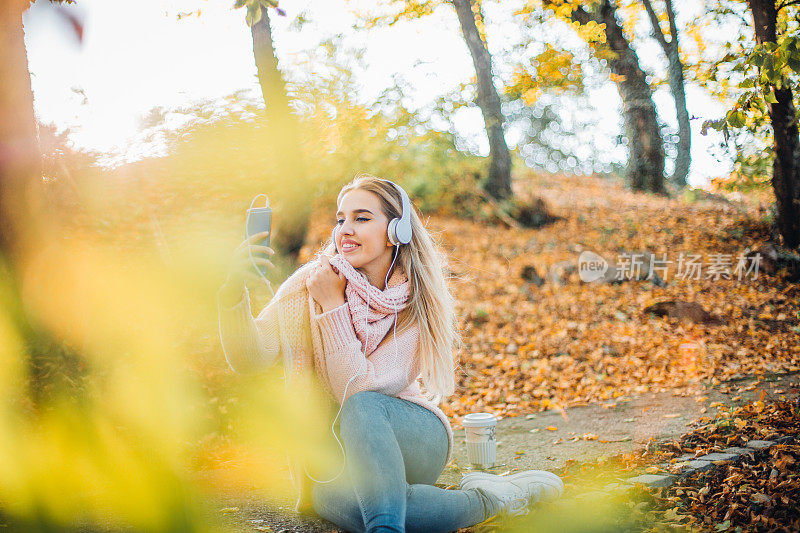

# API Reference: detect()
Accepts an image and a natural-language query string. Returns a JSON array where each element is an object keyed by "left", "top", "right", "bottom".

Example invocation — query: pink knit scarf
[{"left": 327, "top": 253, "right": 410, "bottom": 356}]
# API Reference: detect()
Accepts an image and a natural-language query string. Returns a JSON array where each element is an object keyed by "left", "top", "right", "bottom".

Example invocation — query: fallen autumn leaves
[
  {"left": 420, "top": 174, "right": 799, "bottom": 426},
  {"left": 642, "top": 394, "right": 800, "bottom": 531},
  {"left": 489, "top": 391, "right": 800, "bottom": 533}
]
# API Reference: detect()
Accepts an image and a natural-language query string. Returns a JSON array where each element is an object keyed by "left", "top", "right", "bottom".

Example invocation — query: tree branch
[
  {"left": 665, "top": 0, "right": 679, "bottom": 43},
  {"left": 568, "top": 3, "right": 592, "bottom": 25},
  {"left": 641, "top": 0, "right": 670, "bottom": 53},
  {"left": 777, "top": 0, "right": 800, "bottom": 12}
]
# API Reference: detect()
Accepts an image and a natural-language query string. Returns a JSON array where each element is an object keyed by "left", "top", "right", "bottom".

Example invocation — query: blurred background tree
[
  {"left": 641, "top": 0, "right": 691, "bottom": 188},
  {"left": 0, "top": 0, "right": 51, "bottom": 267},
  {"left": 451, "top": 0, "right": 513, "bottom": 200},
  {"left": 351, "top": 0, "right": 515, "bottom": 201},
  {"left": 697, "top": 0, "right": 800, "bottom": 249},
  {"left": 538, "top": 0, "right": 667, "bottom": 194},
  {"left": 235, "top": 0, "right": 312, "bottom": 262}
]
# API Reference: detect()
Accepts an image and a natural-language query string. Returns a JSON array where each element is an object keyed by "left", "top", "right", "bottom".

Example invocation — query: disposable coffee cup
[{"left": 463, "top": 413, "right": 497, "bottom": 469}]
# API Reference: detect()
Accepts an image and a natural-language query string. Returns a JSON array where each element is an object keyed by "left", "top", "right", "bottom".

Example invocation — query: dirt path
[{"left": 197, "top": 373, "right": 797, "bottom": 532}]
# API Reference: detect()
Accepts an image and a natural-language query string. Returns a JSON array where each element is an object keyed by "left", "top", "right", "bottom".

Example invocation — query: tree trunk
[
  {"left": 572, "top": 0, "right": 666, "bottom": 194},
  {"left": 251, "top": 11, "right": 310, "bottom": 261},
  {"left": 747, "top": 0, "right": 800, "bottom": 249},
  {"left": 0, "top": 0, "right": 43, "bottom": 268},
  {"left": 667, "top": 39, "right": 691, "bottom": 187},
  {"left": 642, "top": 0, "right": 691, "bottom": 187},
  {"left": 451, "top": 0, "right": 512, "bottom": 201}
]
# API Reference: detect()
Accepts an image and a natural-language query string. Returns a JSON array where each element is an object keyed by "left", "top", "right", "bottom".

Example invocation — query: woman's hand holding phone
[{"left": 220, "top": 231, "right": 275, "bottom": 305}]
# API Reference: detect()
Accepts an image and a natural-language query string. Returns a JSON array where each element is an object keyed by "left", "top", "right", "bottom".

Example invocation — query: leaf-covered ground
[
  {"left": 494, "top": 390, "right": 800, "bottom": 533},
  {"left": 643, "top": 397, "right": 800, "bottom": 531},
  {"left": 356, "top": 174, "right": 799, "bottom": 427}
]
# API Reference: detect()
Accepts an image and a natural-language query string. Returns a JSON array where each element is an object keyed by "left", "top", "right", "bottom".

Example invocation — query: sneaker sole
[{"left": 460, "top": 471, "right": 564, "bottom": 499}]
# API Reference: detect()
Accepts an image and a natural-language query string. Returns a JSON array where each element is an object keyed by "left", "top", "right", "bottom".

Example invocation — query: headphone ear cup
[
  {"left": 395, "top": 219, "right": 412, "bottom": 245},
  {"left": 387, "top": 218, "right": 398, "bottom": 246}
]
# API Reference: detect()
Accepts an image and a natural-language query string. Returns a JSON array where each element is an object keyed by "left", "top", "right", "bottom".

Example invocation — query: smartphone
[{"left": 246, "top": 202, "right": 272, "bottom": 278}]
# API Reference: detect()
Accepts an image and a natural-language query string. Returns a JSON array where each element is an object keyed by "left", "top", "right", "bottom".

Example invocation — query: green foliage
[
  {"left": 104, "top": 36, "right": 493, "bottom": 236},
  {"left": 285, "top": 39, "right": 490, "bottom": 216},
  {"left": 696, "top": 1, "right": 800, "bottom": 190},
  {"left": 710, "top": 152, "right": 774, "bottom": 192},
  {"left": 705, "top": 34, "right": 800, "bottom": 135}
]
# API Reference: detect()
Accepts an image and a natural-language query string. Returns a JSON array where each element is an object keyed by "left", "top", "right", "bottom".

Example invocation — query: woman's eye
[{"left": 357, "top": 217, "right": 368, "bottom": 222}]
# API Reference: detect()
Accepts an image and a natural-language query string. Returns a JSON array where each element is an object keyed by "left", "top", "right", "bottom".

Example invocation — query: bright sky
[{"left": 23, "top": 0, "right": 731, "bottom": 186}]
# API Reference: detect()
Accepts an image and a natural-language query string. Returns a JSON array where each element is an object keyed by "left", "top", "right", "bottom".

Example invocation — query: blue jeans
[{"left": 310, "top": 391, "right": 490, "bottom": 533}]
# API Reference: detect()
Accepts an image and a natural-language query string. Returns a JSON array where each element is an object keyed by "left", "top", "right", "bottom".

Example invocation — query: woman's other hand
[
  {"left": 306, "top": 254, "right": 346, "bottom": 312},
  {"left": 220, "top": 231, "right": 275, "bottom": 304}
]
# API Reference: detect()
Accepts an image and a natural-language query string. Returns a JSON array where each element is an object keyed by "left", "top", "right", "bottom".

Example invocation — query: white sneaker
[
  {"left": 461, "top": 475, "right": 534, "bottom": 518},
  {"left": 460, "top": 470, "right": 564, "bottom": 509}
]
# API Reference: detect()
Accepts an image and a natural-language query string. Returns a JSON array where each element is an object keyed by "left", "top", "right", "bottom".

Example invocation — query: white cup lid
[{"left": 462, "top": 412, "right": 497, "bottom": 427}]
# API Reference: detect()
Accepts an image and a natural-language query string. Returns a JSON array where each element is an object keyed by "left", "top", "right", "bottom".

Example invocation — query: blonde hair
[{"left": 317, "top": 173, "right": 462, "bottom": 404}]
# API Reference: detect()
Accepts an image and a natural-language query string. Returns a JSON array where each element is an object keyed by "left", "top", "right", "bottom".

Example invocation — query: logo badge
[{"left": 579, "top": 251, "right": 608, "bottom": 282}]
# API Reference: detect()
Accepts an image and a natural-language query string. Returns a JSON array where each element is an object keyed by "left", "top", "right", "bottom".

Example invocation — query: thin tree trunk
[
  {"left": 642, "top": 0, "right": 691, "bottom": 187},
  {"left": 0, "top": 1, "right": 58, "bottom": 415},
  {"left": 667, "top": 41, "right": 691, "bottom": 187},
  {"left": 452, "top": 0, "right": 512, "bottom": 200},
  {"left": 251, "top": 11, "right": 310, "bottom": 261},
  {"left": 747, "top": 0, "right": 800, "bottom": 249},
  {"left": 572, "top": 0, "right": 666, "bottom": 194},
  {"left": 0, "top": 0, "right": 43, "bottom": 267}
]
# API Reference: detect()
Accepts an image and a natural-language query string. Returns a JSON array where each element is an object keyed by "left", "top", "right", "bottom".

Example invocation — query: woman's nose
[{"left": 339, "top": 221, "right": 355, "bottom": 235}]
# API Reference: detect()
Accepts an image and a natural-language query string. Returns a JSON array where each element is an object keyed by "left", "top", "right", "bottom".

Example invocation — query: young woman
[{"left": 218, "top": 174, "right": 563, "bottom": 533}]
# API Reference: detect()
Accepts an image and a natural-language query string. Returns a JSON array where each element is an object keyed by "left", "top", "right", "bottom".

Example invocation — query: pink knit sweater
[{"left": 217, "top": 263, "right": 454, "bottom": 506}]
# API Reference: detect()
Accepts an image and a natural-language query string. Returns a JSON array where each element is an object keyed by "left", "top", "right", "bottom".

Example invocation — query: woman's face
[{"left": 335, "top": 189, "right": 394, "bottom": 272}]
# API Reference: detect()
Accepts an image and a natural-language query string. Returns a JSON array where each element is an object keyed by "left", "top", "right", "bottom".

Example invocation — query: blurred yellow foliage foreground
[{"left": 0, "top": 200, "right": 340, "bottom": 531}]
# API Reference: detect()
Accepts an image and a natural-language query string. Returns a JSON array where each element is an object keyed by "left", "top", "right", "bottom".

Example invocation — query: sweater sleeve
[
  {"left": 217, "top": 284, "right": 281, "bottom": 374},
  {"left": 310, "top": 302, "right": 420, "bottom": 403}
]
